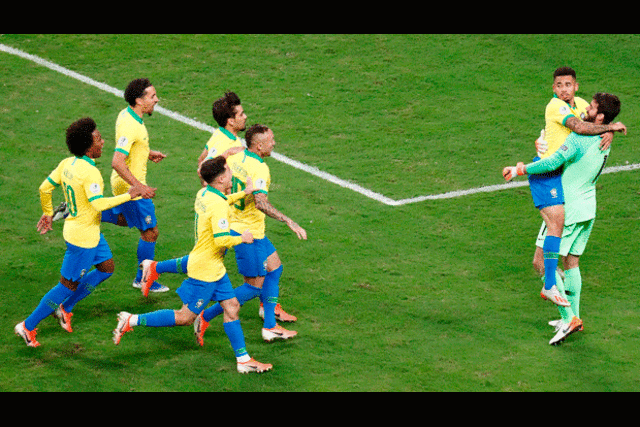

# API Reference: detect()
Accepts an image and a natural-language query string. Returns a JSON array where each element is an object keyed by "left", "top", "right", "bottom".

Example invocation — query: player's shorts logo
[{"left": 550, "top": 188, "right": 558, "bottom": 199}]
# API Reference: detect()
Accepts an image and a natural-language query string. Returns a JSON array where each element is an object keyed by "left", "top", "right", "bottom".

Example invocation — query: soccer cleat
[
  {"left": 139, "top": 260, "right": 160, "bottom": 297},
  {"left": 53, "top": 304, "right": 73, "bottom": 333},
  {"left": 52, "top": 202, "right": 69, "bottom": 222},
  {"left": 237, "top": 358, "right": 273, "bottom": 374},
  {"left": 549, "top": 316, "right": 583, "bottom": 345},
  {"left": 14, "top": 322, "right": 40, "bottom": 347},
  {"left": 262, "top": 324, "right": 298, "bottom": 342},
  {"left": 132, "top": 279, "right": 169, "bottom": 294},
  {"left": 549, "top": 318, "right": 583, "bottom": 332},
  {"left": 540, "top": 285, "right": 571, "bottom": 307},
  {"left": 259, "top": 302, "right": 297, "bottom": 322},
  {"left": 113, "top": 311, "right": 133, "bottom": 345},
  {"left": 193, "top": 312, "right": 210, "bottom": 347}
]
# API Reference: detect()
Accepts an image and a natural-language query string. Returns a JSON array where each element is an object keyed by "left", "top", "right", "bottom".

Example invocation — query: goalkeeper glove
[
  {"left": 535, "top": 129, "right": 548, "bottom": 157},
  {"left": 502, "top": 162, "right": 526, "bottom": 181}
]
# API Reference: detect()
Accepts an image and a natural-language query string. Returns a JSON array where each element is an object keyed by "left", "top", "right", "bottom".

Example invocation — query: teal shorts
[{"left": 535, "top": 218, "right": 595, "bottom": 257}]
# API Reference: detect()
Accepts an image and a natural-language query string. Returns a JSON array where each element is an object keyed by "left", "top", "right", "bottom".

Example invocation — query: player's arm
[
  {"left": 111, "top": 151, "right": 155, "bottom": 198},
  {"left": 503, "top": 142, "right": 576, "bottom": 180},
  {"left": 565, "top": 116, "right": 627, "bottom": 136},
  {"left": 37, "top": 162, "right": 64, "bottom": 234},
  {"left": 211, "top": 211, "right": 252, "bottom": 247},
  {"left": 226, "top": 177, "right": 253, "bottom": 206},
  {"left": 254, "top": 193, "right": 307, "bottom": 240}
]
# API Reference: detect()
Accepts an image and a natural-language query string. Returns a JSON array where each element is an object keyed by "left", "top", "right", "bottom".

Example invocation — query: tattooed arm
[{"left": 254, "top": 193, "right": 307, "bottom": 240}]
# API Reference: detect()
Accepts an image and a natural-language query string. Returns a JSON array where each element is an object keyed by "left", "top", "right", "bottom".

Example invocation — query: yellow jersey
[
  {"left": 110, "top": 107, "right": 150, "bottom": 197},
  {"left": 543, "top": 95, "right": 589, "bottom": 159},
  {"left": 39, "top": 156, "right": 131, "bottom": 248},
  {"left": 187, "top": 186, "right": 246, "bottom": 282},
  {"left": 227, "top": 149, "right": 270, "bottom": 239},
  {"left": 204, "top": 127, "right": 243, "bottom": 159}
]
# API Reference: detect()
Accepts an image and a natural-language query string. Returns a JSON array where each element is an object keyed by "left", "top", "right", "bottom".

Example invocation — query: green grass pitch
[{"left": 1, "top": 34, "right": 639, "bottom": 391}]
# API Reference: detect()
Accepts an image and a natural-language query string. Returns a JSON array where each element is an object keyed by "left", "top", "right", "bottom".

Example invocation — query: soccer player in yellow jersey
[
  {"left": 503, "top": 67, "right": 626, "bottom": 307},
  {"left": 197, "top": 124, "right": 307, "bottom": 342},
  {"left": 113, "top": 157, "right": 272, "bottom": 374},
  {"left": 15, "top": 118, "right": 147, "bottom": 347},
  {"left": 196, "top": 91, "right": 247, "bottom": 170},
  {"left": 101, "top": 78, "right": 167, "bottom": 293}
]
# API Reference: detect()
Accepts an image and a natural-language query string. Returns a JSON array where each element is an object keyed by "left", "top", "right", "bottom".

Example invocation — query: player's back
[
  {"left": 187, "top": 187, "right": 231, "bottom": 282},
  {"left": 57, "top": 156, "right": 104, "bottom": 247},
  {"left": 561, "top": 133, "right": 610, "bottom": 224}
]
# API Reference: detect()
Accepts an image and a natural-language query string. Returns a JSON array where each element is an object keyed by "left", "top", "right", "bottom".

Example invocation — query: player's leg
[
  {"left": 16, "top": 242, "right": 91, "bottom": 346},
  {"left": 56, "top": 235, "right": 115, "bottom": 331},
  {"left": 139, "top": 255, "right": 189, "bottom": 297}
]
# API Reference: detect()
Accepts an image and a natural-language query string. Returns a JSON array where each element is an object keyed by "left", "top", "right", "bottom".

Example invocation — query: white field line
[{"left": 2, "top": 43, "right": 639, "bottom": 207}]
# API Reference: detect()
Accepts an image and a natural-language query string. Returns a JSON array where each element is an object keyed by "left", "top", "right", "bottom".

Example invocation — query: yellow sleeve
[
  {"left": 226, "top": 190, "right": 246, "bottom": 206},
  {"left": 90, "top": 193, "right": 132, "bottom": 212},
  {"left": 39, "top": 160, "right": 65, "bottom": 216}
]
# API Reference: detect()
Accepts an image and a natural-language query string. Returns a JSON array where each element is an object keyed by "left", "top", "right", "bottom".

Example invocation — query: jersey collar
[
  {"left": 243, "top": 149, "right": 264, "bottom": 163},
  {"left": 219, "top": 127, "right": 237, "bottom": 141},
  {"left": 75, "top": 155, "right": 96, "bottom": 167},
  {"left": 126, "top": 106, "right": 144, "bottom": 124},
  {"left": 206, "top": 185, "right": 227, "bottom": 200}
]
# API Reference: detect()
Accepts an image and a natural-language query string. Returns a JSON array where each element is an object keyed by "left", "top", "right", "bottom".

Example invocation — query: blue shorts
[
  {"left": 102, "top": 198, "right": 157, "bottom": 231},
  {"left": 60, "top": 234, "right": 113, "bottom": 282},
  {"left": 176, "top": 274, "right": 236, "bottom": 314},
  {"left": 231, "top": 230, "right": 276, "bottom": 278},
  {"left": 527, "top": 157, "right": 564, "bottom": 210}
]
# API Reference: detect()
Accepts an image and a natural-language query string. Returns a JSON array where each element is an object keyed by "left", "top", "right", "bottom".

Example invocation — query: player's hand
[
  {"left": 241, "top": 229, "right": 254, "bottom": 244},
  {"left": 610, "top": 122, "right": 627, "bottom": 135},
  {"left": 148, "top": 150, "right": 167, "bottom": 163},
  {"left": 243, "top": 177, "right": 254, "bottom": 195},
  {"left": 600, "top": 131, "right": 613, "bottom": 151},
  {"left": 535, "top": 129, "right": 548, "bottom": 157},
  {"left": 502, "top": 162, "right": 526, "bottom": 181},
  {"left": 287, "top": 220, "right": 307, "bottom": 240},
  {"left": 36, "top": 214, "right": 53, "bottom": 235}
]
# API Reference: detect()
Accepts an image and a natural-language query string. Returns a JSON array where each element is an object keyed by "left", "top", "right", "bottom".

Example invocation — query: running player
[
  {"left": 15, "top": 118, "right": 147, "bottom": 347},
  {"left": 101, "top": 78, "right": 168, "bottom": 293},
  {"left": 112, "top": 157, "right": 271, "bottom": 373},
  {"left": 194, "top": 124, "right": 307, "bottom": 343},
  {"left": 504, "top": 92, "right": 623, "bottom": 345}
]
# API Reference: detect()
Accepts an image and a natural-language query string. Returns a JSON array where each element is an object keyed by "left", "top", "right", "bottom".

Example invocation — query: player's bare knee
[{"left": 96, "top": 258, "right": 115, "bottom": 274}]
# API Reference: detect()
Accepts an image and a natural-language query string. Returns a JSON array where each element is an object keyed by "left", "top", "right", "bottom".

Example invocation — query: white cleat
[
  {"left": 237, "top": 358, "right": 273, "bottom": 374},
  {"left": 549, "top": 316, "right": 583, "bottom": 345},
  {"left": 540, "top": 285, "right": 571, "bottom": 307}
]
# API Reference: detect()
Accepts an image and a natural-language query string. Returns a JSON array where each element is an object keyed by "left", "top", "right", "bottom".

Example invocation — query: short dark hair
[
  {"left": 212, "top": 91, "right": 241, "bottom": 128},
  {"left": 593, "top": 92, "right": 621, "bottom": 124},
  {"left": 200, "top": 156, "right": 227, "bottom": 184},
  {"left": 124, "top": 78, "right": 153, "bottom": 107},
  {"left": 245, "top": 124, "right": 270, "bottom": 148},
  {"left": 66, "top": 117, "right": 97, "bottom": 157},
  {"left": 553, "top": 66, "right": 576, "bottom": 80}
]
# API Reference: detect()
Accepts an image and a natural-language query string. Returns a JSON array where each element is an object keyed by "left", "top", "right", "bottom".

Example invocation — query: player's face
[
  {"left": 139, "top": 86, "right": 159, "bottom": 115},
  {"left": 231, "top": 105, "right": 247, "bottom": 132},
  {"left": 220, "top": 164, "right": 233, "bottom": 193},
  {"left": 552, "top": 75, "right": 578, "bottom": 104},
  {"left": 87, "top": 129, "right": 105, "bottom": 159},
  {"left": 258, "top": 129, "right": 276, "bottom": 157},
  {"left": 584, "top": 99, "right": 600, "bottom": 123}
]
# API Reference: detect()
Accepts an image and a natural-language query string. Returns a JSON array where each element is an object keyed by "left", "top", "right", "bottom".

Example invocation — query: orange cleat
[{"left": 259, "top": 303, "right": 297, "bottom": 322}]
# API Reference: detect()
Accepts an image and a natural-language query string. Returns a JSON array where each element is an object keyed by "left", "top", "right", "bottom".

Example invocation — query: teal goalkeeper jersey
[{"left": 526, "top": 133, "right": 610, "bottom": 225}]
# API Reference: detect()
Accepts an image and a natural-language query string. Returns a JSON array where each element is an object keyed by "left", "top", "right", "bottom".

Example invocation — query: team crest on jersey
[
  {"left": 218, "top": 218, "right": 229, "bottom": 230},
  {"left": 255, "top": 178, "right": 267, "bottom": 190},
  {"left": 117, "top": 136, "right": 128, "bottom": 148},
  {"left": 89, "top": 183, "right": 101, "bottom": 194},
  {"left": 559, "top": 105, "right": 570, "bottom": 115}
]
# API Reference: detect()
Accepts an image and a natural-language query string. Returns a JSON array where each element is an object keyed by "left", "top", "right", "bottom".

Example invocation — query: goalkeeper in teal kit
[{"left": 503, "top": 92, "right": 623, "bottom": 345}]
